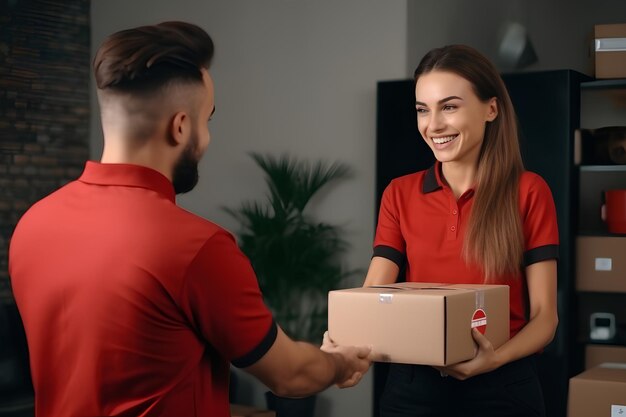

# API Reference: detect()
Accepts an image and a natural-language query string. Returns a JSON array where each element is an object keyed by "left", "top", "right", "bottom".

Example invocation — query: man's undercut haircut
[{"left": 93, "top": 21, "right": 214, "bottom": 96}]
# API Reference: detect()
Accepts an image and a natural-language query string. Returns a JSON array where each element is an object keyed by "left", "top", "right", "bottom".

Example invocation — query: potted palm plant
[{"left": 224, "top": 152, "right": 357, "bottom": 417}]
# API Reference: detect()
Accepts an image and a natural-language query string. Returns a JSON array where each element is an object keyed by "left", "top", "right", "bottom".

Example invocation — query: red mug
[{"left": 602, "top": 190, "right": 626, "bottom": 234}]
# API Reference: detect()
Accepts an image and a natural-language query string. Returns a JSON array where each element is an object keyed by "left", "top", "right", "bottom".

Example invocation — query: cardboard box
[
  {"left": 576, "top": 236, "right": 626, "bottom": 293},
  {"left": 586, "top": 344, "right": 626, "bottom": 369},
  {"left": 595, "top": 23, "right": 626, "bottom": 79},
  {"left": 567, "top": 364, "right": 626, "bottom": 417},
  {"left": 230, "top": 404, "right": 276, "bottom": 417},
  {"left": 328, "top": 282, "right": 509, "bottom": 366}
]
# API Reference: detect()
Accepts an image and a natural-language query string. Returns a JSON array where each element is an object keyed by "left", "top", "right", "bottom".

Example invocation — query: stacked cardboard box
[
  {"left": 567, "top": 364, "right": 626, "bottom": 417},
  {"left": 586, "top": 344, "right": 626, "bottom": 369},
  {"left": 575, "top": 236, "right": 626, "bottom": 415},
  {"left": 576, "top": 237, "right": 626, "bottom": 346},
  {"left": 576, "top": 237, "right": 626, "bottom": 293},
  {"left": 594, "top": 23, "right": 626, "bottom": 79}
]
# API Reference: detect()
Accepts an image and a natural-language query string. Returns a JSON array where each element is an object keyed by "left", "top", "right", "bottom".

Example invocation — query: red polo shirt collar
[
  {"left": 422, "top": 163, "right": 441, "bottom": 193},
  {"left": 422, "top": 161, "right": 475, "bottom": 201},
  {"left": 78, "top": 161, "right": 176, "bottom": 203}
]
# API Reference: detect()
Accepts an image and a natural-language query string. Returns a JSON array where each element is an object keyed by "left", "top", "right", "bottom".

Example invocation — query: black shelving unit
[
  {"left": 574, "top": 77, "right": 626, "bottom": 387},
  {"left": 581, "top": 78, "right": 626, "bottom": 90},
  {"left": 502, "top": 70, "right": 591, "bottom": 417}
]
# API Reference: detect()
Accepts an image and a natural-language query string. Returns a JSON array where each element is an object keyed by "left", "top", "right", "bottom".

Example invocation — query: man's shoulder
[
  {"left": 163, "top": 206, "right": 239, "bottom": 254},
  {"left": 15, "top": 180, "right": 79, "bottom": 221},
  {"left": 173, "top": 206, "right": 229, "bottom": 236}
]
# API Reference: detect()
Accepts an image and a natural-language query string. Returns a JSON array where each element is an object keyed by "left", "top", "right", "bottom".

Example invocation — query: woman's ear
[
  {"left": 169, "top": 111, "right": 189, "bottom": 146},
  {"left": 486, "top": 97, "right": 498, "bottom": 122}
]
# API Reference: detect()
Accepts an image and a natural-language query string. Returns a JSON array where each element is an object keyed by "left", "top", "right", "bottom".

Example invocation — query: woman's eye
[
  {"left": 443, "top": 104, "right": 456, "bottom": 111},
  {"left": 416, "top": 107, "right": 428, "bottom": 114}
]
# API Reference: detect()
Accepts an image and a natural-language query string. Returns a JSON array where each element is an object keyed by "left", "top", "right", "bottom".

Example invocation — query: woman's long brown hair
[{"left": 414, "top": 45, "right": 525, "bottom": 281}]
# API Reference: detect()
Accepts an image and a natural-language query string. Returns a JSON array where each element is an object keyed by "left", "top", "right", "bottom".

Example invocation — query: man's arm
[
  {"left": 180, "top": 232, "right": 372, "bottom": 397},
  {"left": 244, "top": 326, "right": 371, "bottom": 398}
]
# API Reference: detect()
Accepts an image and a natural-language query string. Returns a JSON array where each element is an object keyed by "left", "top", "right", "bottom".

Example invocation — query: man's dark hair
[{"left": 93, "top": 21, "right": 214, "bottom": 95}]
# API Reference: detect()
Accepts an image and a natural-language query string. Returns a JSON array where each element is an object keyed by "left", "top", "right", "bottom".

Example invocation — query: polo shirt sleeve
[
  {"left": 520, "top": 173, "right": 560, "bottom": 267},
  {"left": 373, "top": 181, "right": 406, "bottom": 268},
  {"left": 180, "top": 230, "right": 277, "bottom": 368}
]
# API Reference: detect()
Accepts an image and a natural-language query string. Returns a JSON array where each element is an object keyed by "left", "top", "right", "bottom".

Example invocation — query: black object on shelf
[{"left": 576, "top": 126, "right": 626, "bottom": 166}]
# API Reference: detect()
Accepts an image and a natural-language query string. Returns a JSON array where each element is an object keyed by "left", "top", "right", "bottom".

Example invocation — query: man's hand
[
  {"left": 245, "top": 326, "right": 374, "bottom": 397},
  {"left": 321, "top": 331, "right": 373, "bottom": 388}
]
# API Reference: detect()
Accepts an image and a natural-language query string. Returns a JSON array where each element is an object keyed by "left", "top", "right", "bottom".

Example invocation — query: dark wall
[{"left": 0, "top": 0, "right": 90, "bottom": 300}]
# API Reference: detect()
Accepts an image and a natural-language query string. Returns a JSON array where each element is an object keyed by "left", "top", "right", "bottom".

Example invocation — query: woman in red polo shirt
[{"left": 365, "top": 44, "right": 558, "bottom": 417}]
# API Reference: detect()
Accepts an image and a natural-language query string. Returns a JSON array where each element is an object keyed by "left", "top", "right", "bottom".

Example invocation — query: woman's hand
[
  {"left": 438, "top": 260, "right": 558, "bottom": 381},
  {"left": 435, "top": 328, "right": 501, "bottom": 380}
]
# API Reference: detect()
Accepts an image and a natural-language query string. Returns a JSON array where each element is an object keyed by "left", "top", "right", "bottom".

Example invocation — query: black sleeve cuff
[
  {"left": 524, "top": 244, "right": 559, "bottom": 267},
  {"left": 232, "top": 319, "right": 278, "bottom": 368},
  {"left": 372, "top": 245, "right": 405, "bottom": 269}
]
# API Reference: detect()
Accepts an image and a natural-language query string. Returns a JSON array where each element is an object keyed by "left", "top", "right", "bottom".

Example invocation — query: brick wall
[{"left": 0, "top": 0, "right": 90, "bottom": 301}]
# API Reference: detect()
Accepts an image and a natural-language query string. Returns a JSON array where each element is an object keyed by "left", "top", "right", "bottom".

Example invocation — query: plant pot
[{"left": 265, "top": 391, "right": 316, "bottom": 417}]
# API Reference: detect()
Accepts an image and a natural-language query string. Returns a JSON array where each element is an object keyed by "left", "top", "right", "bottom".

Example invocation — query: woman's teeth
[{"left": 432, "top": 135, "right": 457, "bottom": 144}]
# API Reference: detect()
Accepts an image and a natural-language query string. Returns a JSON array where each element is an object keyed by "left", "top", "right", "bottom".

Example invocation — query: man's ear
[
  {"left": 169, "top": 111, "right": 189, "bottom": 146},
  {"left": 486, "top": 97, "right": 498, "bottom": 122}
]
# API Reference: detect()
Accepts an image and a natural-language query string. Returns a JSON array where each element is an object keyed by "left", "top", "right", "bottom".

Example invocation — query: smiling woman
[
  {"left": 413, "top": 46, "right": 525, "bottom": 281},
  {"left": 364, "top": 44, "right": 559, "bottom": 417}
]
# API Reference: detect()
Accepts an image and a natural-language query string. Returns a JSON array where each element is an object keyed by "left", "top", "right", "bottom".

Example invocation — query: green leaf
[{"left": 223, "top": 153, "right": 357, "bottom": 343}]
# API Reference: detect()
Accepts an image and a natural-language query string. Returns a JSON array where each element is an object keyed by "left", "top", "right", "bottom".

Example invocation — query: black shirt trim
[
  {"left": 232, "top": 319, "right": 278, "bottom": 368},
  {"left": 422, "top": 165, "right": 441, "bottom": 194},
  {"left": 524, "top": 244, "right": 559, "bottom": 267},
  {"left": 373, "top": 245, "right": 406, "bottom": 268}
]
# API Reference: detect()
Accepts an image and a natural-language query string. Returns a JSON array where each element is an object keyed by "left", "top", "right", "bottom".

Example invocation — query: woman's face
[{"left": 415, "top": 70, "right": 497, "bottom": 166}]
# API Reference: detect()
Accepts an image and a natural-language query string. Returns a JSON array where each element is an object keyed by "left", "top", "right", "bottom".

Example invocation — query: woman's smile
[{"left": 431, "top": 134, "right": 459, "bottom": 148}]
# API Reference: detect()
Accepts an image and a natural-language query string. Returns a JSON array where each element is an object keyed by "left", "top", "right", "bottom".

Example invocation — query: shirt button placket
[{"left": 448, "top": 202, "right": 459, "bottom": 240}]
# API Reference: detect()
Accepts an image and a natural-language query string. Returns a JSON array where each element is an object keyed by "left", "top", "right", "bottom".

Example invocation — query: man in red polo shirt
[{"left": 9, "top": 21, "right": 372, "bottom": 417}]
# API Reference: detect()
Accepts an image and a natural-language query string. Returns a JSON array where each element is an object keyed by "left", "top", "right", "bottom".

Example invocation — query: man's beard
[{"left": 172, "top": 137, "right": 200, "bottom": 195}]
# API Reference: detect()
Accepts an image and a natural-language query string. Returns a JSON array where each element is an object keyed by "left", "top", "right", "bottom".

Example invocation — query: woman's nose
[{"left": 428, "top": 110, "right": 445, "bottom": 132}]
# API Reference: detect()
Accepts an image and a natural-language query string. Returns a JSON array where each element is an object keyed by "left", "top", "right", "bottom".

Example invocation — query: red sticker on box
[{"left": 471, "top": 309, "right": 487, "bottom": 334}]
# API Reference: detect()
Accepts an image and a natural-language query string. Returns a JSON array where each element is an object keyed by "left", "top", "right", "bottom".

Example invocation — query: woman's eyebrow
[{"left": 415, "top": 96, "right": 463, "bottom": 106}]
